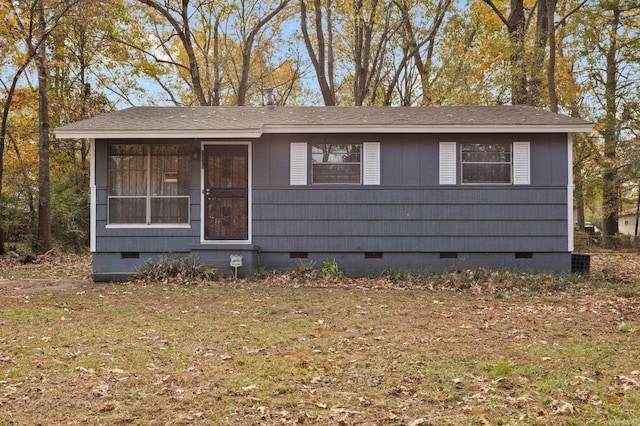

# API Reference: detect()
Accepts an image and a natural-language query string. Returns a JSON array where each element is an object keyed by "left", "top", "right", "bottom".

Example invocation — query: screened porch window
[
  {"left": 461, "top": 143, "right": 512, "bottom": 184},
  {"left": 311, "top": 144, "right": 362, "bottom": 184},
  {"left": 108, "top": 144, "right": 191, "bottom": 225}
]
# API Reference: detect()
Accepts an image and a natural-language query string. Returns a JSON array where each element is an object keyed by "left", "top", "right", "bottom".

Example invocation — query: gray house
[{"left": 55, "top": 105, "right": 592, "bottom": 281}]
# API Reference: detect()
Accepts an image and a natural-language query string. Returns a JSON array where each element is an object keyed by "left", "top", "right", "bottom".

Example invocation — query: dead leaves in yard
[{"left": 1, "top": 252, "right": 640, "bottom": 424}]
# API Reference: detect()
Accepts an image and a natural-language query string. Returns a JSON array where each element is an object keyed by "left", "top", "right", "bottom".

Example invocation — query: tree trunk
[
  {"left": 482, "top": 0, "right": 528, "bottom": 105},
  {"left": 546, "top": 0, "right": 558, "bottom": 112},
  {"left": 601, "top": 6, "right": 620, "bottom": 238},
  {"left": 300, "top": 0, "right": 336, "bottom": 105},
  {"left": 236, "top": 0, "right": 290, "bottom": 106},
  {"left": 508, "top": 0, "right": 528, "bottom": 104},
  {"left": 635, "top": 180, "right": 640, "bottom": 236},
  {"left": 529, "top": 0, "right": 548, "bottom": 106},
  {"left": 35, "top": 0, "right": 52, "bottom": 253},
  {"left": 212, "top": 19, "right": 221, "bottom": 106},
  {"left": 136, "top": 0, "right": 209, "bottom": 105}
]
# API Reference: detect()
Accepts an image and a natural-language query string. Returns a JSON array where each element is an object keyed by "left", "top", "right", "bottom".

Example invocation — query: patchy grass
[{"left": 0, "top": 253, "right": 639, "bottom": 424}]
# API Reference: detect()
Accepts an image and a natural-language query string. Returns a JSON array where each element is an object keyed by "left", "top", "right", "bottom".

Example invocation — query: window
[
  {"left": 461, "top": 143, "right": 512, "bottom": 184},
  {"left": 291, "top": 142, "right": 380, "bottom": 185},
  {"left": 108, "top": 144, "right": 191, "bottom": 225},
  {"left": 312, "top": 144, "right": 362, "bottom": 184}
]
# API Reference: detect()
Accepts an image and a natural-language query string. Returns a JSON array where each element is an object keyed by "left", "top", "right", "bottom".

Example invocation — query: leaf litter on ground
[{"left": 0, "top": 252, "right": 639, "bottom": 424}]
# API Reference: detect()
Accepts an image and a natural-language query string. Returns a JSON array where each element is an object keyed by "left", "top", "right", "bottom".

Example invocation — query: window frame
[
  {"left": 460, "top": 142, "right": 513, "bottom": 185},
  {"left": 107, "top": 143, "right": 191, "bottom": 228},
  {"left": 311, "top": 143, "right": 363, "bottom": 185}
]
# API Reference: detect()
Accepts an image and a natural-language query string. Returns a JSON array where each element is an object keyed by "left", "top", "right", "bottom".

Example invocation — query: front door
[{"left": 203, "top": 145, "right": 248, "bottom": 240}]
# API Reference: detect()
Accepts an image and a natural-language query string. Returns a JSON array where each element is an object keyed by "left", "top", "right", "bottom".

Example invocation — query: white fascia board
[
  {"left": 54, "top": 129, "right": 263, "bottom": 139},
  {"left": 262, "top": 124, "right": 594, "bottom": 134},
  {"left": 54, "top": 123, "right": 594, "bottom": 139}
]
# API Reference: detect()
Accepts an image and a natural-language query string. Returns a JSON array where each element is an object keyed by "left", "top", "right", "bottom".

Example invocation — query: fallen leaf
[
  {"left": 99, "top": 402, "right": 115, "bottom": 412},
  {"left": 257, "top": 406, "right": 267, "bottom": 417},
  {"left": 91, "top": 381, "right": 109, "bottom": 397}
]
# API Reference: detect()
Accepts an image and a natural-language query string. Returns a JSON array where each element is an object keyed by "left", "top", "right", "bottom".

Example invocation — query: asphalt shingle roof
[{"left": 55, "top": 105, "right": 593, "bottom": 138}]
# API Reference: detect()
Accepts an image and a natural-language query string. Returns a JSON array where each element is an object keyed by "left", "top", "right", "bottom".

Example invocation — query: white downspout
[
  {"left": 567, "top": 134, "right": 574, "bottom": 252},
  {"left": 89, "top": 139, "right": 96, "bottom": 252}
]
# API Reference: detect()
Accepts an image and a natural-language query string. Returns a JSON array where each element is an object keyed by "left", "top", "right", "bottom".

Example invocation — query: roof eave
[
  {"left": 53, "top": 129, "right": 263, "bottom": 139},
  {"left": 261, "top": 124, "right": 594, "bottom": 134},
  {"left": 54, "top": 123, "right": 594, "bottom": 139}
]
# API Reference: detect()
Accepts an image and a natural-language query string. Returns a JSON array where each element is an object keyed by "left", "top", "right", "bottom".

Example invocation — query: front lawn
[{"left": 0, "top": 254, "right": 639, "bottom": 425}]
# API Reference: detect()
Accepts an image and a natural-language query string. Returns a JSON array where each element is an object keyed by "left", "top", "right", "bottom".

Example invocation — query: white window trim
[
  {"left": 442, "top": 141, "right": 532, "bottom": 186},
  {"left": 300, "top": 142, "right": 380, "bottom": 186},
  {"left": 107, "top": 143, "right": 192, "bottom": 228}
]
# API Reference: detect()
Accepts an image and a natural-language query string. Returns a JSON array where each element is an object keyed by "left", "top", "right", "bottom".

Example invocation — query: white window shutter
[
  {"left": 439, "top": 142, "right": 456, "bottom": 184},
  {"left": 362, "top": 142, "right": 380, "bottom": 185},
  {"left": 513, "top": 141, "right": 530, "bottom": 185},
  {"left": 290, "top": 142, "right": 307, "bottom": 185}
]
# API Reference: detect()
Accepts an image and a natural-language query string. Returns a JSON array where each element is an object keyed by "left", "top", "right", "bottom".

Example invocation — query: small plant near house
[
  {"left": 134, "top": 254, "right": 218, "bottom": 282},
  {"left": 286, "top": 259, "right": 318, "bottom": 280},
  {"left": 321, "top": 258, "right": 343, "bottom": 278}
]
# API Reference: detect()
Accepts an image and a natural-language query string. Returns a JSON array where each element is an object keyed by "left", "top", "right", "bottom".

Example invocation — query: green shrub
[
  {"left": 50, "top": 185, "right": 90, "bottom": 252},
  {"left": 321, "top": 258, "right": 343, "bottom": 278}
]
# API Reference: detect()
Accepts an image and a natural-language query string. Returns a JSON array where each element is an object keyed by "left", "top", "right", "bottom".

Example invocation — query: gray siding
[
  {"left": 92, "top": 132, "right": 572, "bottom": 279},
  {"left": 252, "top": 187, "right": 567, "bottom": 252},
  {"left": 252, "top": 133, "right": 570, "bottom": 255},
  {"left": 256, "top": 132, "right": 569, "bottom": 186},
  {"left": 94, "top": 139, "right": 201, "bottom": 253}
]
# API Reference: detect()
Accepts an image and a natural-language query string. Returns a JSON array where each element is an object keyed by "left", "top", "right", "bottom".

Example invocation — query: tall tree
[
  {"left": 578, "top": 0, "right": 640, "bottom": 237},
  {"left": 135, "top": 0, "right": 210, "bottom": 105},
  {"left": 231, "top": 0, "right": 292, "bottom": 105},
  {"left": 0, "top": 0, "right": 78, "bottom": 254},
  {"left": 300, "top": 0, "right": 337, "bottom": 105},
  {"left": 482, "top": 0, "right": 528, "bottom": 104},
  {"left": 392, "top": 0, "right": 454, "bottom": 105},
  {"left": 35, "top": 0, "right": 52, "bottom": 252}
]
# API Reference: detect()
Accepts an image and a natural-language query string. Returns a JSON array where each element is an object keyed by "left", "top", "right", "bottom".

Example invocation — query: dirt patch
[{"left": 0, "top": 278, "right": 93, "bottom": 293}]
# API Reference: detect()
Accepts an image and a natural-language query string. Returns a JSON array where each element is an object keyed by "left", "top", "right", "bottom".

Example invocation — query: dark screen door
[{"left": 203, "top": 145, "right": 248, "bottom": 240}]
